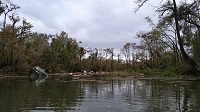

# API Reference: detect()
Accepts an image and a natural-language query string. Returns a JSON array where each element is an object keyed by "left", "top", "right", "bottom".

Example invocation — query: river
[{"left": 0, "top": 78, "right": 200, "bottom": 112}]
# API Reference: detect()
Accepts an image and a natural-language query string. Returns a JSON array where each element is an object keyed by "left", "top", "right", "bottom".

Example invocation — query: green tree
[
  {"left": 135, "top": 0, "right": 199, "bottom": 74},
  {"left": 49, "top": 31, "right": 79, "bottom": 72},
  {"left": 0, "top": 1, "right": 33, "bottom": 74}
]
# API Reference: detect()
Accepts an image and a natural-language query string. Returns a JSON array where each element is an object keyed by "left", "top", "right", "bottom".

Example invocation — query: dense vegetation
[
  {"left": 0, "top": 0, "right": 200, "bottom": 76},
  {"left": 135, "top": 0, "right": 200, "bottom": 75}
]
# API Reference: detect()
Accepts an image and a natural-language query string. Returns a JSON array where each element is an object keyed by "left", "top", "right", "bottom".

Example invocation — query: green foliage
[
  {"left": 48, "top": 31, "right": 80, "bottom": 72},
  {"left": 1, "top": 0, "right": 200, "bottom": 77},
  {"left": 193, "top": 31, "right": 200, "bottom": 64},
  {"left": 135, "top": 0, "right": 200, "bottom": 75},
  {"left": 139, "top": 68, "right": 176, "bottom": 77},
  {"left": 175, "top": 62, "right": 191, "bottom": 75}
]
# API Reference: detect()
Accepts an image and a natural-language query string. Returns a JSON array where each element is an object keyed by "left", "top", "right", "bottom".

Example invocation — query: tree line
[
  {"left": 0, "top": 0, "right": 127, "bottom": 75},
  {"left": 0, "top": 0, "right": 199, "bottom": 75}
]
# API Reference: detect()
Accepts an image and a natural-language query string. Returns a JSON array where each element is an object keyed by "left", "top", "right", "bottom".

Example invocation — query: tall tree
[
  {"left": 49, "top": 31, "right": 79, "bottom": 72},
  {"left": 135, "top": 0, "right": 198, "bottom": 74},
  {"left": 0, "top": 1, "right": 33, "bottom": 74},
  {"left": 121, "top": 43, "right": 131, "bottom": 68}
]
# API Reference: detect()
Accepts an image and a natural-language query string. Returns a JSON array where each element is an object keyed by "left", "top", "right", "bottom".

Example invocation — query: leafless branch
[{"left": 134, "top": 0, "right": 149, "bottom": 13}]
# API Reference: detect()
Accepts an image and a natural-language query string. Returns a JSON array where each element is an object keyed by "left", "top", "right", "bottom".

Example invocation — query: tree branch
[{"left": 135, "top": 0, "right": 149, "bottom": 13}]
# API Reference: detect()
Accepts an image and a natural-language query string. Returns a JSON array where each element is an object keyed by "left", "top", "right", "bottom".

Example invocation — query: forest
[{"left": 0, "top": 0, "right": 200, "bottom": 76}]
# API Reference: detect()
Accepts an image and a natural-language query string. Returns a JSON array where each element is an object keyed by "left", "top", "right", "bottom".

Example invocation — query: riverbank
[{"left": 0, "top": 71, "right": 199, "bottom": 81}]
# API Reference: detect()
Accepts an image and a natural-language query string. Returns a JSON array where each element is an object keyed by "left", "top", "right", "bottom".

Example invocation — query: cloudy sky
[{"left": 12, "top": 0, "right": 158, "bottom": 52}]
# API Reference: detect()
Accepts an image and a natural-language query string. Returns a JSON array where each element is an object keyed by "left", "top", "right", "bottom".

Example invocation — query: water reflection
[{"left": 0, "top": 78, "right": 200, "bottom": 111}]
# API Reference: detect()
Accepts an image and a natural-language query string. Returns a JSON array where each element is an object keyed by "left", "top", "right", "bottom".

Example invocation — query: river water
[{"left": 0, "top": 78, "right": 200, "bottom": 112}]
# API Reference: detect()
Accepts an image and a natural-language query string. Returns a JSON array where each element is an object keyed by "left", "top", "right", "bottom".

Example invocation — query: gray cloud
[{"left": 13, "top": 0, "right": 158, "bottom": 54}]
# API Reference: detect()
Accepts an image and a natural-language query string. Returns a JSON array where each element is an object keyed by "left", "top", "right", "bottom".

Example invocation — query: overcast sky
[{"left": 12, "top": 0, "right": 159, "bottom": 53}]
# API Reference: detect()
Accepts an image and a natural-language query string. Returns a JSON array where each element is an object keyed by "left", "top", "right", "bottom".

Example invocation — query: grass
[{"left": 107, "top": 68, "right": 144, "bottom": 78}]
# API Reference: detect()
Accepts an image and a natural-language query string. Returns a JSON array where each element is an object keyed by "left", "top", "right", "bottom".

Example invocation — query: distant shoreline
[{"left": 0, "top": 72, "right": 199, "bottom": 81}]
